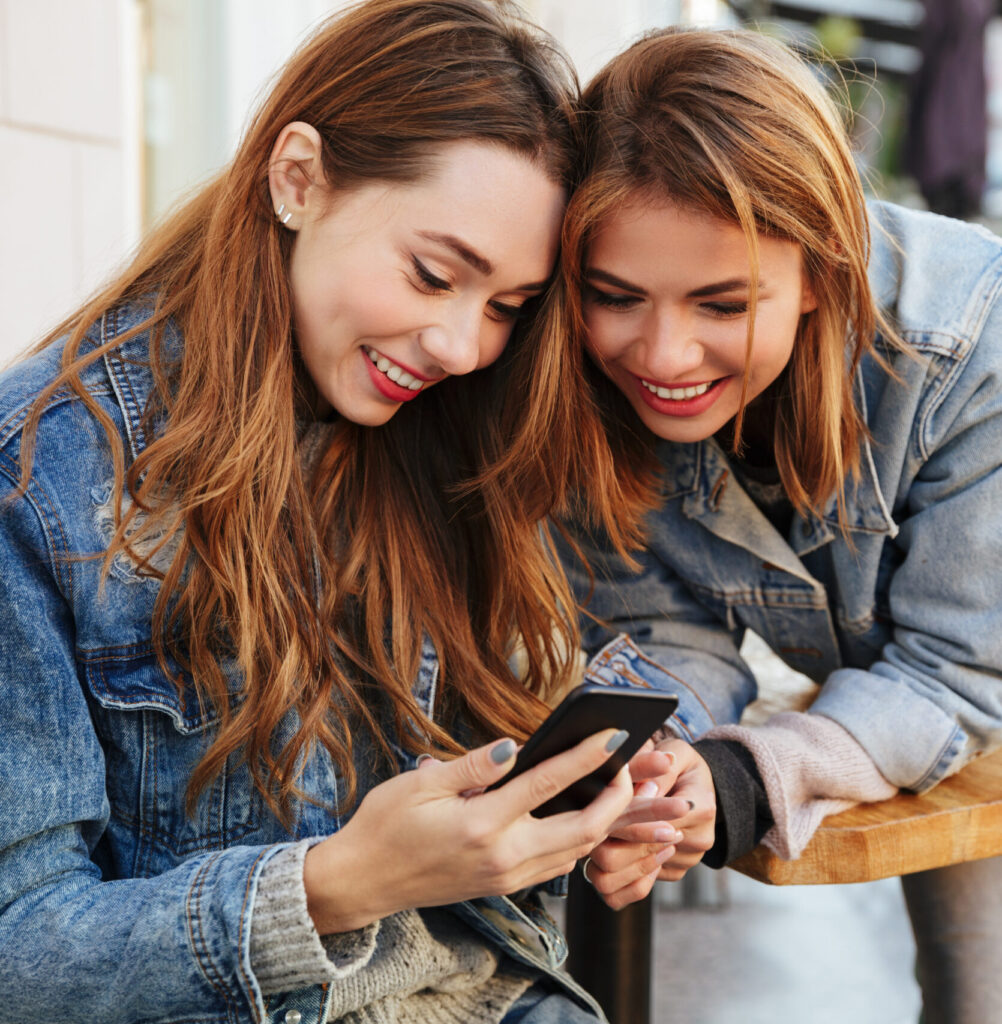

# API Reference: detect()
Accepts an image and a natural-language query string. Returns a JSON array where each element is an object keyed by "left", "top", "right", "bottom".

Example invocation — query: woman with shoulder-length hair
[
  {"left": 558, "top": 26, "right": 1002, "bottom": 1022},
  {"left": 0, "top": 3, "right": 657, "bottom": 1020}
]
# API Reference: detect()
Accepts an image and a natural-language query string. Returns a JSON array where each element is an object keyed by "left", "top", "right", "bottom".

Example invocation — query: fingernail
[
  {"left": 653, "top": 828, "right": 677, "bottom": 843},
  {"left": 637, "top": 781, "right": 658, "bottom": 798},
  {"left": 491, "top": 739, "right": 516, "bottom": 764},
  {"left": 606, "top": 729, "right": 629, "bottom": 753},
  {"left": 687, "top": 800, "right": 695, "bottom": 811},
  {"left": 656, "top": 845, "right": 675, "bottom": 865}
]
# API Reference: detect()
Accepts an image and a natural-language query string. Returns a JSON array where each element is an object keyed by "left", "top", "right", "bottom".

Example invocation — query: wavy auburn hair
[
  {"left": 21, "top": 0, "right": 585, "bottom": 824},
  {"left": 562, "top": 27, "right": 902, "bottom": 528}
]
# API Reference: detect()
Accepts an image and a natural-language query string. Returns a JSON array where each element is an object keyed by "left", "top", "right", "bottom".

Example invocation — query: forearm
[
  {"left": 703, "top": 712, "right": 897, "bottom": 860},
  {"left": 0, "top": 826, "right": 284, "bottom": 1022}
]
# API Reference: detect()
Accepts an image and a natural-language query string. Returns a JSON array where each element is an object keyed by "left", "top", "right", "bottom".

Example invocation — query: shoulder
[
  {"left": 0, "top": 302, "right": 171, "bottom": 464},
  {"left": 867, "top": 200, "right": 1002, "bottom": 354},
  {"left": 0, "top": 303, "right": 172, "bottom": 550}
]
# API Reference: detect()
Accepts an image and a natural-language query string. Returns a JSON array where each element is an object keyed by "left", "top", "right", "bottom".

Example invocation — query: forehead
[
  {"left": 589, "top": 198, "right": 802, "bottom": 283},
  {"left": 394, "top": 141, "right": 566, "bottom": 279}
]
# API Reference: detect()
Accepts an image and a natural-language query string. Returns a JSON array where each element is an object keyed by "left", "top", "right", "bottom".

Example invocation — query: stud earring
[{"left": 276, "top": 203, "right": 292, "bottom": 225}]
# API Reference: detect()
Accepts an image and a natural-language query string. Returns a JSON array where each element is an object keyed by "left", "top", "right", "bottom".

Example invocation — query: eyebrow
[
  {"left": 418, "top": 231, "right": 549, "bottom": 292},
  {"left": 586, "top": 268, "right": 762, "bottom": 298}
]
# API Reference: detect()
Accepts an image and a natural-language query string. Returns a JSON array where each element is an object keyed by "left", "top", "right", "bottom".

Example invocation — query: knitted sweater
[{"left": 249, "top": 841, "right": 532, "bottom": 1021}]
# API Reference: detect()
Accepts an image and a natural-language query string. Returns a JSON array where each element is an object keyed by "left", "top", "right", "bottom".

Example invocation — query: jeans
[
  {"left": 502, "top": 984, "right": 604, "bottom": 1023},
  {"left": 903, "top": 854, "right": 1002, "bottom": 1024}
]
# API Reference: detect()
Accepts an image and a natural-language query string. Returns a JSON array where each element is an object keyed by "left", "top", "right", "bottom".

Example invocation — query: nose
[
  {"left": 418, "top": 306, "right": 483, "bottom": 377},
  {"left": 645, "top": 309, "right": 705, "bottom": 380}
]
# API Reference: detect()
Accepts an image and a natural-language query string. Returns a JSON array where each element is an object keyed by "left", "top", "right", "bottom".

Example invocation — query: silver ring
[
  {"left": 581, "top": 857, "right": 596, "bottom": 887},
  {"left": 415, "top": 753, "right": 434, "bottom": 767}
]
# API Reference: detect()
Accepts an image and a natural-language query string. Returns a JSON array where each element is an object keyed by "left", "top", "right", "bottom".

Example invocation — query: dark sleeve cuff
[{"left": 693, "top": 738, "right": 773, "bottom": 869}]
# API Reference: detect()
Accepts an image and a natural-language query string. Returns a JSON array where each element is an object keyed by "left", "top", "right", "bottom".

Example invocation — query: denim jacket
[
  {"left": 563, "top": 201, "right": 1002, "bottom": 794},
  {"left": 0, "top": 305, "right": 620, "bottom": 1024}
]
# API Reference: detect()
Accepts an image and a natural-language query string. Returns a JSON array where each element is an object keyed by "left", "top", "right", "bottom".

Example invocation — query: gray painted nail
[
  {"left": 491, "top": 739, "right": 517, "bottom": 764},
  {"left": 605, "top": 729, "right": 629, "bottom": 753}
]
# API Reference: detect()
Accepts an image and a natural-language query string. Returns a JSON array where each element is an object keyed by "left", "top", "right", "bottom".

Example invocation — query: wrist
[{"left": 303, "top": 827, "right": 387, "bottom": 934}]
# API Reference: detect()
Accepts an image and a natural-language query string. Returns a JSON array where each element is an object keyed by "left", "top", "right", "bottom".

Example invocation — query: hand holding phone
[{"left": 487, "top": 684, "right": 678, "bottom": 816}]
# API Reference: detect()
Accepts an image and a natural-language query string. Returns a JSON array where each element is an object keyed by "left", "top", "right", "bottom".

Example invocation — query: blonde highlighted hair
[
  {"left": 563, "top": 27, "right": 901, "bottom": 527},
  {"left": 19, "top": 0, "right": 585, "bottom": 824}
]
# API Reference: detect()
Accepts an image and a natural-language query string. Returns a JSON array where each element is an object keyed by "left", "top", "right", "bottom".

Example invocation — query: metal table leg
[{"left": 564, "top": 869, "right": 652, "bottom": 1024}]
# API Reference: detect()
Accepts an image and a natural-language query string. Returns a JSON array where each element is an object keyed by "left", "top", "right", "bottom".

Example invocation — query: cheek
[
  {"left": 477, "top": 322, "right": 515, "bottom": 370},
  {"left": 584, "top": 313, "right": 630, "bottom": 361},
  {"left": 746, "top": 316, "right": 799, "bottom": 391}
]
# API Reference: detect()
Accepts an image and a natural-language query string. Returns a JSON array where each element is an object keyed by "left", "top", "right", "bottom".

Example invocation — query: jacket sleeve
[
  {"left": 0, "top": 479, "right": 283, "bottom": 1023},
  {"left": 555, "top": 524, "right": 758, "bottom": 741},
  {"left": 810, "top": 329, "right": 1002, "bottom": 792}
]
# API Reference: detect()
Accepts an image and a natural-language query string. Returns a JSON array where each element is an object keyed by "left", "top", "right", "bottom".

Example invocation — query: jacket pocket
[{"left": 81, "top": 644, "right": 263, "bottom": 874}]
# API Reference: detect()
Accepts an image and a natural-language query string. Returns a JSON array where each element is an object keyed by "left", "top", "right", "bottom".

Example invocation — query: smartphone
[{"left": 487, "top": 684, "right": 679, "bottom": 817}]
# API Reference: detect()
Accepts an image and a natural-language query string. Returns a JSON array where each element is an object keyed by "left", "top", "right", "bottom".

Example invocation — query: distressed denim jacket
[
  {"left": 0, "top": 306, "right": 635, "bottom": 1024},
  {"left": 563, "top": 201, "right": 1002, "bottom": 794}
]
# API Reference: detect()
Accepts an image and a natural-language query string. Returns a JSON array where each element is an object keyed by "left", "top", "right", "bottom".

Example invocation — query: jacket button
[{"left": 284, "top": 1011, "right": 302, "bottom": 1024}]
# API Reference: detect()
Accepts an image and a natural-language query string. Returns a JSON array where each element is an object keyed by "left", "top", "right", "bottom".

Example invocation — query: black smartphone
[{"left": 487, "top": 684, "right": 679, "bottom": 817}]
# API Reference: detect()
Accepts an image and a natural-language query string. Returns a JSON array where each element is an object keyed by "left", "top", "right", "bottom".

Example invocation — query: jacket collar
[
  {"left": 655, "top": 363, "right": 897, "bottom": 564},
  {"left": 99, "top": 303, "right": 182, "bottom": 463}
]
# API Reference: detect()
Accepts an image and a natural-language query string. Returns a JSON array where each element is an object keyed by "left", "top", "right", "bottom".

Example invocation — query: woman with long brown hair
[
  {"left": 559, "top": 27, "right": 1002, "bottom": 1022},
  {"left": 0, "top": 3, "right": 649, "bottom": 1020}
]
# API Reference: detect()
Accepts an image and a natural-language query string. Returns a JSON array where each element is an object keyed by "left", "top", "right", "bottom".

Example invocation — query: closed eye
[
  {"left": 702, "top": 301, "right": 748, "bottom": 317},
  {"left": 486, "top": 295, "right": 538, "bottom": 323},
  {"left": 586, "top": 285, "right": 643, "bottom": 311},
  {"left": 411, "top": 255, "right": 452, "bottom": 294}
]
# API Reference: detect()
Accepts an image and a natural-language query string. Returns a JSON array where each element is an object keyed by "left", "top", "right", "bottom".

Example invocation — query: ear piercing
[{"left": 276, "top": 203, "right": 292, "bottom": 225}]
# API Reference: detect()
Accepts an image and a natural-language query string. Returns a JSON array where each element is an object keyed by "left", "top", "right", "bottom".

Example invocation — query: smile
[
  {"left": 364, "top": 347, "right": 426, "bottom": 391},
  {"left": 640, "top": 378, "right": 714, "bottom": 400}
]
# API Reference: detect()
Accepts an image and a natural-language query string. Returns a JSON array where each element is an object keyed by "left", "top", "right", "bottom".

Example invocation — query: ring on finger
[{"left": 582, "top": 857, "right": 596, "bottom": 887}]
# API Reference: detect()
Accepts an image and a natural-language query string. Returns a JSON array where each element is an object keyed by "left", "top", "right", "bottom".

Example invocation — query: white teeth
[
  {"left": 643, "top": 379, "right": 712, "bottom": 401},
  {"left": 366, "top": 347, "right": 425, "bottom": 392}
]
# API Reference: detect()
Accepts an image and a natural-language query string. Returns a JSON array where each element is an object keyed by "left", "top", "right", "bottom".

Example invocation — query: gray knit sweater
[{"left": 249, "top": 840, "right": 533, "bottom": 1022}]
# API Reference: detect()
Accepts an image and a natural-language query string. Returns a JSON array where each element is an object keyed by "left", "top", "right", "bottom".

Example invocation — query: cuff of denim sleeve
[
  {"left": 703, "top": 712, "right": 898, "bottom": 860},
  {"left": 250, "top": 839, "right": 379, "bottom": 994}
]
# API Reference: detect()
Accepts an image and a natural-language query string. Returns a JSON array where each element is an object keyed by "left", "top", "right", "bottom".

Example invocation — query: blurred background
[{"left": 0, "top": 2, "right": 992, "bottom": 1019}]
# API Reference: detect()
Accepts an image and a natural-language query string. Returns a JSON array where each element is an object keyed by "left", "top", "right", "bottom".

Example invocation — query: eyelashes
[
  {"left": 585, "top": 286, "right": 749, "bottom": 318},
  {"left": 410, "top": 254, "right": 531, "bottom": 323},
  {"left": 585, "top": 287, "right": 642, "bottom": 311},
  {"left": 411, "top": 255, "right": 451, "bottom": 294}
]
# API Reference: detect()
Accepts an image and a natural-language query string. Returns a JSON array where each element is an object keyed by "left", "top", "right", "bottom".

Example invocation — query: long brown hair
[
  {"left": 562, "top": 27, "right": 902, "bottom": 528},
  {"left": 20, "top": 0, "right": 584, "bottom": 823}
]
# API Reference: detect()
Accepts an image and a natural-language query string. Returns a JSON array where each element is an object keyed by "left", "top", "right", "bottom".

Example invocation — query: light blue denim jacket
[
  {"left": 564, "top": 201, "right": 1002, "bottom": 794},
  {"left": 0, "top": 305, "right": 640, "bottom": 1024}
]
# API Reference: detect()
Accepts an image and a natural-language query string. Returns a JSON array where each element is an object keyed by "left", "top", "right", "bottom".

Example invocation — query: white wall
[{"left": 0, "top": 0, "right": 140, "bottom": 364}]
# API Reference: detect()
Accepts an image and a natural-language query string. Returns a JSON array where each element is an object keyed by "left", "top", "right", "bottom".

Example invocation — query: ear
[
  {"left": 268, "top": 121, "right": 327, "bottom": 230},
  {"left": 800, "top": 269, "right": 818, "bottom": 315}
]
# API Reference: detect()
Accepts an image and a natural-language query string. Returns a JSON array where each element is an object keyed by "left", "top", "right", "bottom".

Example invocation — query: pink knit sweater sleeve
[{"left": 702, "top": 712, "right": 898, "bottom": 859}]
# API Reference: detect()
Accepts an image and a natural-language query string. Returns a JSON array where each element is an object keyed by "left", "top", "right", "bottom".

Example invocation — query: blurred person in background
[{"left": 905, "top": 0, "right": 995, "bottom": 218}]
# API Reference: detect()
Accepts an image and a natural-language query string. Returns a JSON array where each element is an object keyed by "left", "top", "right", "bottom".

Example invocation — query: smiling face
[
  {"left": 287, "top": 141, "right": 565, "bottom": 425},
  {"left": 583, "top": 199, "right": 816, "bottom": 444}
]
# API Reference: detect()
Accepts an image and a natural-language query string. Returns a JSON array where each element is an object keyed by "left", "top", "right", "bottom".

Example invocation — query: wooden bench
[{"left": 563, "top": 650, "right": 1002, "bottom": 1023}]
